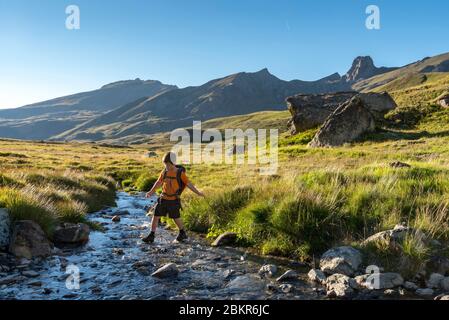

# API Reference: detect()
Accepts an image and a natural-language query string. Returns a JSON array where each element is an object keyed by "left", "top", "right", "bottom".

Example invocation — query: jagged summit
[{"left": 344, "top": 56, "right": 396, "bottom": 82}]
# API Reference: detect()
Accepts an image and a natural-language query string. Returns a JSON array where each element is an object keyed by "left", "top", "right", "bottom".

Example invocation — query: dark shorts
[{"left": 154, "top": 198, "right": 181, "bottom": 219}]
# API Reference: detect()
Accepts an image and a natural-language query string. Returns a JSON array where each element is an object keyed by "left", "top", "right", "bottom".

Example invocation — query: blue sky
[{"left": 0, "top": 0, "right": 448, "bottom": 109}]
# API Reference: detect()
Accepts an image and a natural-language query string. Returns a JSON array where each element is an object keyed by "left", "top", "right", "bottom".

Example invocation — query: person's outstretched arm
[
  {"left": 146, "top": 180, "right": 163, "bottom": 198},
  {"left": 187, "top": 182, "right": 205, "bottom": 197}
]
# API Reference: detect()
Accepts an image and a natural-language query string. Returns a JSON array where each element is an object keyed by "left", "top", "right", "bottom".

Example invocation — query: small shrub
[{"left": 134, "top": 173, "right": 158, "bottom": 192}]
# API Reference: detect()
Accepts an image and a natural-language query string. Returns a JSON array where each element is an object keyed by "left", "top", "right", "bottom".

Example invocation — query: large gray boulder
[
  {"left": 53, "top": 223, "right": 90, "bottom": 245},
  {"left": 357, "top": 92, "right": 398, "bottom": 119},
  {"left": 9, "top": 221, "right": 53, "bottom": 259},
  {"left": 287, "top": 91, "right": 397, "bottom": 136},
  {"left": 309, "top": 97, "right": 376, "bottom": 148},
  {"left": 286, "top": 92, "right": 358, "bottom": 133},
  {"left": 0, "top": 209, "right": 11, "bottom": 250},
  {"left": 320, "top": 246, "right": 362, "bottom": 276}
]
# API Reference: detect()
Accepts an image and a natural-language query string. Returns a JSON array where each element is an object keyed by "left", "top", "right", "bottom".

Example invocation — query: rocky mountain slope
[
  {"left": 0, "top": 79, "right": 177, "bottom": 140},
  {"left": 2, "top": 53, "right": 448, "bottom": 142}
]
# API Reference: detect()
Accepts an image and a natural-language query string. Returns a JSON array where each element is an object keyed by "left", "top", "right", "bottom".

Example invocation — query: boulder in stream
[
  {"left": 53, "top": 223, "right": 90, "bottom": 245},
  {"left": 9, "top": 220, "right": 53, "bottom": 259},
  {"left": 151, "top": 263, "right": 179, "bottom": 278}
]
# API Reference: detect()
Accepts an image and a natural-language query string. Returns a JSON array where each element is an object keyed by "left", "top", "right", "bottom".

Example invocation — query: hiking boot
[
  {"left": 142, "top": 232, "right": 155, "bottom": 244},
  {"left": 176, "top": 230, "right": 188, "bottom": 242}
]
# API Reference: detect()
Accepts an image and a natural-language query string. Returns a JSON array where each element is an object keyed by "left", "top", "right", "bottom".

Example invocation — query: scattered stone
[
  {"left": 42, "top": 288, "right": 53, "bottom": 295},
  {"left": 22, "top": 270, "right": 40, "bottom": 278},
  {"left": 0, "top": 274, "right": 27, "bottom": 285},
  {"left": 0, "top": 208, "right": 11, "bottom": 250},
  {"left": 320, "top": 246, "right": 362, "bottom": 276},
  {"left": 266, "top": 283, "right": 277, "bottom": 293},
  {"left": 225, "top": 275, "right": 265, "bottom": 293},
  {"left": 9, "top": 220, "right": 53, "bottom": 259},
  {"left": 437, "top": 94, "right": 449, "bottom": 108},
  {"left": 258, "top": 264, "right": 277, "bottom": 278},
  {"left": 112, "top": 248, "right": 125, "bottom": 255},
  {"left": 111, "top": 216, "right": 121, "bottom": 223},
  {"left": 308, "top": 269, "right": 327, "bottom": 284},
  {"left": 416, "top": 288, "right": 434, "bottom": 297},
  {"left": 53, "top": 223, "right": 90, "bottom": 245},
  {"left": 384, "top": 289, "right": 398, "bottom": 296},
  {"left": 276, "top": 270, "right": 298, "bottom": 282},
  {"left": 355, "top": 273, "right": 404, "bottom": 290},
  {"left": 404, "top": 281, "right": 419, "bottom": 291},
  {"left": 279, "top": 284, "right": 294, "bottom": 293},
  {"left": 362, "top": 224, "right": 426, "bottom": 248},
  {"left": 325, "top": 274, "right": 357, "bottom": 298},
  {"left": 28, "top": 280, "right": 42, "bottom": 287},
  {"left": 426, "top": 273, "right": 445, "bottom": 289},
  {"left": 114, "top": 210, "right": 130, "bottom": 216},
  {"left": 390, "top": 161, "right": 411, "bottom": 168},
  {"left": 211, "top": 232, "right": 237, "bottom": 247},
  {"left": 151, "top": 263, "right": 179, "bottom": 278}
]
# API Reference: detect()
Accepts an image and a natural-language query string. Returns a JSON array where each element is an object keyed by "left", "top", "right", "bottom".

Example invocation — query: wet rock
[
  {"left": 426, "top": 273, "right": 445, "bottom": 289},
  {"left": 151, "top": 263, "right": 179, "bottom": 278},
  {"left": 325, "top": 274, "right": 357, "bottom": 298},
  {"left": 258, "top": 264, "right": 277, "bottom": 278},
  {"left": 416, "top": 288, "right": 434, "bottom": 297},
  {"left": 0, "top": 274, "right": 27, "bottom": 285},
  {"left": 320, "top": 246, "right": 362, "bottom": 276},
  {"left": 266, "top": 283, "right": 277, "bottom": 293},
  {"left": 211, "top": 232, "right": 237, "bottom": 247},
  {"left": 0, "top": 208, "right": 11, "bottom": 250},
  {"left": 42, "top": 288, "right": 53, "bottom": 295},
  {"left": 355, "top": 273, "right": 404, "bottom": 290},
  {"left": 308, "top": 269, "right": 327, "bottom": 284},
  {"left": 276, "top": 270, "right": 298, "bottom": 282},
  {"left": 28, "top": 280, "right": 42, "bottom": 287},
  {"left": 22, "top": 270, "right": 40, "bottom": 278},
  {"left": 114, "top": 210, "right": 130, "bottom": 216},
  {"left": 53, "top": 223, "right": 90, "bottom": 245},
  {"left": 404, "top": 281, "right": 419, "bottom": 291},
  {"left": 112, "top": 248, "right": 125, "bottom": 255},
  {"left": 62, "top": 293, "right": 78, "bottom": 299},
  {"left": 225, "top": 275, "right": 265, "bottom": 293},
  {"left": 279, "top": 284, "right": 294, "bottom": 293},
  {"left": 111, "top": 216, "right": 121, "bottom": 223},
  {"left": 9, "top": 220, "right": 53, "bottom": 259}
]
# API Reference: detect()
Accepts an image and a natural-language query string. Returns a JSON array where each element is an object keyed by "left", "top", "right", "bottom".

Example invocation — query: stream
[{"left": 0, "top": 192, "right": 323, "bottom": 300}]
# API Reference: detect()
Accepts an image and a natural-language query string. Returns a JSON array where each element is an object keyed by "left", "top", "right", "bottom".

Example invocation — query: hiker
[{"left": 143, "top": 152, "right": 205, "bottom": 243}]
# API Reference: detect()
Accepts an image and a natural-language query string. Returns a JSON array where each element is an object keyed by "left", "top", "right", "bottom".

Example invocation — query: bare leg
[
  {"left": 151, "top": 216, "right": 161, "bottom": 232},
  {"left": 173, "top": 218, "right": 185, "bottom": 231}
]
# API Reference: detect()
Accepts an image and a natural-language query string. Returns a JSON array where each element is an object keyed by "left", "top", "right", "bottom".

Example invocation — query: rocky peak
[{"left": 344, "top": 56, "right": 378, "bottom": 82}]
